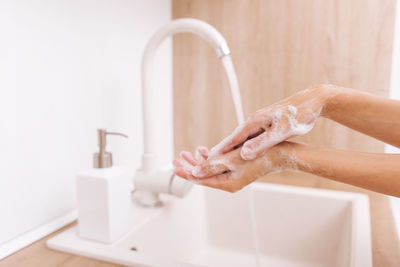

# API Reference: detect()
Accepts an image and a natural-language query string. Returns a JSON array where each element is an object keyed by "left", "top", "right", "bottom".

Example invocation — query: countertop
[{"left": 1, "top": 180, "right": 400, "bottom": 267}]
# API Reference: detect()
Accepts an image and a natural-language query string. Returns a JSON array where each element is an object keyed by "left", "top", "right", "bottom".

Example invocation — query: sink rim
[{"left": 47, "top": 182, "right": 372, "bottom": 267}]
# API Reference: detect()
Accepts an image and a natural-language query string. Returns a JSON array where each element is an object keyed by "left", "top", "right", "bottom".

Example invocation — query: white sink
[{"left": 47, "top": 182, "right": 372, "bottom": 267}]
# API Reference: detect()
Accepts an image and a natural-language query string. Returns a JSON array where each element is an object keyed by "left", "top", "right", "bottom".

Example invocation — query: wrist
[
  {"left": 273, "top": 141, "right": 316, "bottom": 173},
  {"left": 271, "top": 141, "right": 303, "bottom": 170},
  {"left": 318, "top": 84, "right": 347, "bottom": 118}
]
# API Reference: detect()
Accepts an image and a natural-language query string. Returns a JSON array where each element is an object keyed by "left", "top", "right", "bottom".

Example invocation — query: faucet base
[
  {"left": 136, "top": 190, "right": 162, "bottom": 207},
  {"left": 134, "top": 165, "right": 193, "bottom": 206}
]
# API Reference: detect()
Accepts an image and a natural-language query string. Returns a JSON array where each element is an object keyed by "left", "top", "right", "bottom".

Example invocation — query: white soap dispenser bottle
[{"left": 76, "top": 129, "right": 132, "bottom": 243}]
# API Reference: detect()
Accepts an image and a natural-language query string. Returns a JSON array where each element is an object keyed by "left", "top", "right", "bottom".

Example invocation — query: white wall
[{"left": 0, "top": 0, "right": 172, "bottom": 257}]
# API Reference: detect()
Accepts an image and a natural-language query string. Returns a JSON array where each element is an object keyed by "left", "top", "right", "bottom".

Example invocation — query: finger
[
  {"left": 191, "top": 158, "right": 230, "bottom": 178},
  {"left": 197, "top": 146, "right": 209, "bottom": 159},
  {"left": 175, "top": 157, "right": 195, "bottom": 172},
  {"left": 175, "top": 169, "right": 205, "bottom": 185},
  {"left": 209, "top": 122, "right": 261, "bottom": 158},
  {"left": 174, "top": 167, "right": 191, "bottom": 179},
  {"left": 180, "top": 151, "right": 197, "bottom": 165},
  {"left": 241, "top": 127, "right": 290, "bottom": 160},
  {"left": 173, "top": 159, "right": 183, "bottom": 168},
  {"left": 195, "top": 146, "right": 209, "bottom": 162},
  {"left": 240, "top": 131, "right": 269, "bottom": 160}
]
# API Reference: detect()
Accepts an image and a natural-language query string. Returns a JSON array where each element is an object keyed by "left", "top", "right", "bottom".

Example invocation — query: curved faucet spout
[
  {"left": 136, "top": 18, "right": 244, "bottom": 206},
  {"left": 141, "top": 18, "right": 239, "bottom": 171}
]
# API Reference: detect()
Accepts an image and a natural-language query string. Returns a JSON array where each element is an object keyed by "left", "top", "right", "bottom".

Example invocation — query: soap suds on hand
[
  {"left": 178, "top": 152, "right": 195, "bottom": 173},
  {"left": 208, "top": 122, "right": 246, "bottom": 159},
  {"left": 240, "top": 105, "right": 317, "bottom": 159},
  {"left": 191, "top": 157, "right": 236, "bottom": 178}
]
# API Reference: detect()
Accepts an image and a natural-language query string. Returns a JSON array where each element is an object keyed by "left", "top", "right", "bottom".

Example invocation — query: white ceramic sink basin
[{"left": 47, "top": 182, "right": 371, "bottom": 267}]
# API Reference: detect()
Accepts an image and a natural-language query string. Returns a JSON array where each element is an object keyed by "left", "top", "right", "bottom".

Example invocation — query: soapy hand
[
  {"left": 173, "top": 146, "right": 210, "bottom": 177},
  {"left": 208, "top": 84, "right": 335, "bottom": 160},
  {"left": 173, "top": 142, "right": 296, "bottom": 193}
]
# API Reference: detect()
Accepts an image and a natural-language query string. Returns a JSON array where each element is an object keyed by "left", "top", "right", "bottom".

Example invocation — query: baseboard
[{"left": 0, "top": 210, "right": 78, "bottom": 260}]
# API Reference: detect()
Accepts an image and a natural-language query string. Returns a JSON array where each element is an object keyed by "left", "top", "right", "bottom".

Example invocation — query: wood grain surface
[
  {"left": 173, "top": 0, "right": 400, "bottom": 266},
  {"left": 0, "top": 222, "right": 120, "bottom": 267}
]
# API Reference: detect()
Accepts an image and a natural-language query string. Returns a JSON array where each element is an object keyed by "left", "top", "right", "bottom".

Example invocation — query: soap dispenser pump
[
  {"left": 93, "top": 129, "right": 128, "bottom": 168},
  {"left": 76, "top": 129, "right": 132, "bottom": 243}
]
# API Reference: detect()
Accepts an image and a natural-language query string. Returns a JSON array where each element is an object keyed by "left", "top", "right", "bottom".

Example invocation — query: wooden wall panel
[
  {"left": 172, "top": 1, "right": 399, "bottom": 265},
  {"left": 173, "top": 0, "right": 395, "bottom": 154}
]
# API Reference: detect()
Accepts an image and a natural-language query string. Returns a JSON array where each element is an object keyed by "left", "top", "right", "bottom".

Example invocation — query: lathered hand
[
  {"left": 208, "top": 84, "right": 336, "bottom": 160},
  {"left": 174, "top": 142, "right": 297, "bottom": 193}
]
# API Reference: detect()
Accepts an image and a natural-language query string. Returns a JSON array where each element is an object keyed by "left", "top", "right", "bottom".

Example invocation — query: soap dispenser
[{"left": 76, "top": 129, "right": 132, "bottom": 243}]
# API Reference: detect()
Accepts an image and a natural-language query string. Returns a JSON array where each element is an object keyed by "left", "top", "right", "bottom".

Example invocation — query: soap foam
[
  {"left": 192, "top": 144, "right": 311, "bottom": 186},
  {"left": 209, "top": 102, "right": 320, "bottom": 161},
  {"left": 208, "top": 122, "right": 246, "bottom": 159},
  {"left": 194, "top": 149, "right": 203, "bottom": 163},
  {"left": 239, "top": 104, "right": 319, "bottom": 161},
  {"left": 189, "top": 86, "right": 341, "bottom": 186},
  {"left": 192, "top": 157, "right": 235, "bottom": 178},
  {"left": 178, "top": 153, "right": 195, "bottom": 173}
]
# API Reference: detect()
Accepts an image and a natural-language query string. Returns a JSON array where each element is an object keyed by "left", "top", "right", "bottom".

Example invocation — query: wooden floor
[{"left": 0, "top": 222, "right": 121, "bottom": 267}]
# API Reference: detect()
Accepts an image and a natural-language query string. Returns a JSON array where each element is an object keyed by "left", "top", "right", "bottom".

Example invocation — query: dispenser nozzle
[{"left": 94, "top": 129, "right": 128, "bottom": 168}]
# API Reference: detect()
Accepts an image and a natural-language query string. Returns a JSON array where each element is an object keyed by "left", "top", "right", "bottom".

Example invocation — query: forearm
[
  {"left": 285, "top": 143, "right": 400, "bottom": 197},
  {"left": 321, "top": 85, "right": 400, "bottom": 147}
]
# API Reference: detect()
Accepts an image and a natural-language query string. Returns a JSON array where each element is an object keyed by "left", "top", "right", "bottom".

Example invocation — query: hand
[
  {"left": 173, "top": 142, "right": 297, "bottom": 193},
  {"left": 173, "top": 146, "right": 210, "bottom": 177},
  {"left": 208, "top": 84, "right": 337, "bottom": 160}
]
